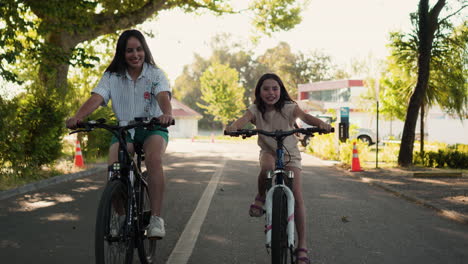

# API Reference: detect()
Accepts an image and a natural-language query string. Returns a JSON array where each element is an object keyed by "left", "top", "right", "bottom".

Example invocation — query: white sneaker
[{"left": 147, "top": 215, "right": 165, "bottom": 239}]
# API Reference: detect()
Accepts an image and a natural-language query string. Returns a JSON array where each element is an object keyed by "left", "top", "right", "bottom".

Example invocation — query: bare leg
[
  {"left": 143, "top": 135, "right": 167, "bottom": 216},
  {"left": 108, "top": 142, "right": 134, "bottom": 165},
  {"left": 255, "top": 152, "right": 275, "bottom": 200},
  {"left": 286, "top": 166, "right": 308, "bottom": 261}
]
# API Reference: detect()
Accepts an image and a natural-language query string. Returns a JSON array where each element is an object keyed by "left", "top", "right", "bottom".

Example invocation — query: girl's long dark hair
[
  {"left": 106, "top": 29, "right": 156, "bottom": 74},
  {"left": 254, "top": 73, "right": 295, "bottom": 119}
]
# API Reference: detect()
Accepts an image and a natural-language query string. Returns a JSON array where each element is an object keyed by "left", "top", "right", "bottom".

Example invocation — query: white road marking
[{"left": 166, "top": 157, "right": 227, "bottom": 264}]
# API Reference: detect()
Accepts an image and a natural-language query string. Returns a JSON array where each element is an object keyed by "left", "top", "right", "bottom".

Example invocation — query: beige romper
[{"left": 248, "top": 103, "right": 302, "bottom": 169}]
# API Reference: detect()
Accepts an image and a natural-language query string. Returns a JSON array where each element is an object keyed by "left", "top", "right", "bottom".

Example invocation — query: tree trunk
[
  {"left": 398, "top": 0, "right": 445, "bottom": 167},
  {"left": 38, "top": 32, "right": 75, "bottom": 97}
]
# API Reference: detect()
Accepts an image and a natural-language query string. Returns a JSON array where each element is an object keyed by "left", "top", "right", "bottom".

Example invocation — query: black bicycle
[
  {"left": 70, "top": 117, "right": 173, "bottom": 264},
  {"left": 225, "top": 126, "right": 333, "bottom": 264}
]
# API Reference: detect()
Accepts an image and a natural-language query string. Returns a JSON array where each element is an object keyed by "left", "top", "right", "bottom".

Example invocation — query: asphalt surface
[
  {"left": 0, "top": 139, "right": 467, "bottom": 264},
  {"left": 337, "top": 165, "right": 468, "bottom": 225}
]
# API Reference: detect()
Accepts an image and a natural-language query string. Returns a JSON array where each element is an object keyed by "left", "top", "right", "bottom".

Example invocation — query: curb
[
  {"left": 340, "top": 168, "right": 468, "bottom": 225},
  {"left": 0, "top": 166, "right": 107, "bottom": 201}
]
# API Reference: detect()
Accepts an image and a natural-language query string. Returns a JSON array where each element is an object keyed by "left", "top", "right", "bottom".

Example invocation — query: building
[
  {"left": 169, "top": 98, "right": 202, "bottom": 138},
  {"left": 298, "top": 79, "right": 372, "bottom": 128},
  {"left": 298, "top": 79, "right": 468, "bottom": 144}
]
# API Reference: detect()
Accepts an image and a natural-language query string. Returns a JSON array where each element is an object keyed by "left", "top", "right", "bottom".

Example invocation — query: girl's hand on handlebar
[
  {"left": 225, "top": 125, "right": 238, "bottom": 133},
  {"left": 318, "top": 122, "right": 333, "bottom": 133}
]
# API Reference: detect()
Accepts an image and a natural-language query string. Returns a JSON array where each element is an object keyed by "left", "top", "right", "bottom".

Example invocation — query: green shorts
[{"left": 110, "top": 126, "right": 169, "bottom": 145}]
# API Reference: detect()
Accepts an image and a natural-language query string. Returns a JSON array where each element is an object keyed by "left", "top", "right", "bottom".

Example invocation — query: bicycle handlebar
[
  {"left": 69, "top": 118, "right": 175, "bottom": 135},
  {"left": 224, "top": 127, "right": 334, "bottom": 139}
]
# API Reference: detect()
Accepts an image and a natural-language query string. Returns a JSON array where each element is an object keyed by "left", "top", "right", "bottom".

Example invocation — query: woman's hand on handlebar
[
  {"left": 66, "top": 116, "right": 83, "bottom": 129},
  {"left": 156, "top": 114, "right": 174, "bottom": 126}
]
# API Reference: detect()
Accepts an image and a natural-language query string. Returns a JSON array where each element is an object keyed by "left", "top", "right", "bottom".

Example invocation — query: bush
[
  {"left": 0, "top": 91, "right": 66, "bottom": 176},
  {"left": 446, "top": 151, "right": 468, "bottom": 169},
  {"left": 80, "top": 106, "right": 116, "bottom": 162},
  {"left": 379, "top": 142, "right": 399, "bottom": 163},
  {"left": 414, "top": 149, "right": 468, "bottom": 169},
  {"left": 307, "top": 133, "right": 339, "bottom": 160}
]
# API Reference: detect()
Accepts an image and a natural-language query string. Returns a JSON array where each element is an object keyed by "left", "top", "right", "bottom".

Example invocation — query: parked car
[
  {"left": 296, "top": 115, "right": 377, "bottom": 146},
  {"left": 353, "top": 128, "right": 378, "bottom": 146}
]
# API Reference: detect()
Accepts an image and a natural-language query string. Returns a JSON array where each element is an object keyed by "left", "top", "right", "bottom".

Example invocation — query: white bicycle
[{"left": 225, "top": 127, "right": 332, "bottom": 264}]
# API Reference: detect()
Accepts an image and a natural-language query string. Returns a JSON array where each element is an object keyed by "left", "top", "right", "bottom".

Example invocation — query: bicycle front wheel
[
  {"left": 271, "top": 187, "right": 290, "bottom": 264},
  {"left": 95, "top": 180, "right": 134, "bottom": 264},
  {"left": 137, "top": 172, "right": 157, "bottom": 263}
]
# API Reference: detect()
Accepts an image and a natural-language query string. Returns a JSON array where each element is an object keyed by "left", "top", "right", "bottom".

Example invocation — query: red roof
[{"left": 171, "top": 98, "right": 202, "bottom": 119}]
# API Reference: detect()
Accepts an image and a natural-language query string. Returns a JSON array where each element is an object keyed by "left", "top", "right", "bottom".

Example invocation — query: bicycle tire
[
  {"left": 271, "top": 187, "right": 290, "bottom": 264},
  {"left": 137, "top": 172, "right": 157, "bottom": 263},
  {"left": 95, "top": 180, "right": 134, "bottom": 264}
]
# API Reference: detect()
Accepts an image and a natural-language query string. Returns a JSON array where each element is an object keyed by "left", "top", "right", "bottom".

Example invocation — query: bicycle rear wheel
[
  {"left": 137, "top": 172, "right": 157, "bottom": 263},
  {"left": 271, "top": 187, "right": 290, "bottom": 264},
  {"left": 95, "top": 180, "right": 134, "bottom": 264}
]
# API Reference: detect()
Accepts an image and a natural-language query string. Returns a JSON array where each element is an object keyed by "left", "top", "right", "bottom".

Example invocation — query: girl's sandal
[
  {"left": 248, "top": 195, "right": 265, "bottom": 217},
  {"left": 295, "top": 248, "right": 310, "bottom": 264}
]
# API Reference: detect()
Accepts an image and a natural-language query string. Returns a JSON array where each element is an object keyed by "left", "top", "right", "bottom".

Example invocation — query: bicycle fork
[{"left": 264, "top": 180, "right": 295, "bottom": 249}]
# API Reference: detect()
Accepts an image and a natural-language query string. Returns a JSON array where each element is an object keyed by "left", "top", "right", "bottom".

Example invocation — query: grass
[{"left": 0, "top": 155, "right": 107, "bottom": 192}]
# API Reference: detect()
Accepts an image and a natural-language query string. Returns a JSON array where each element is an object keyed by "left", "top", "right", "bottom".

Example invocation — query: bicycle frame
[
  {"left": 104, "top": 125, "right": 148, "bottom": 241},
  {"left": 264, "top": 134, "right": 295, "bottom": 249}
]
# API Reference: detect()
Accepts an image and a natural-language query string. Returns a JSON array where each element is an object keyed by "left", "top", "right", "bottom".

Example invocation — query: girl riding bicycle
[
  {"left": 66, "top": 29, "right": 172, "bottom": 240},
  {"left": 226, "top": 73, "right": 332, "bottom": 264}
]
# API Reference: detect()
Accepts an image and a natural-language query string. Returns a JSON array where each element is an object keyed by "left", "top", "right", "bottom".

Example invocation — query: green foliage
[
  {"left": 306, "top": 133, "right": 339, "bottom": 160},
  {"left": 414, "top": 149, "right": 468, "bottom": 169},
  {"left": 0, "top": 89, "right": 66, "bottom": 176},
  {"left": 1, "top": 0, "right": 307, "bottom": 84},
  {"left": 249, "top": 0, "right": 305, "bottom": 36},
  {"left": 445, "top": 151, "right": 468, "bottom": 169},
  {"left": 379, "top": 142, "right": 400, "bottom": 163},
  {"left": 256, "top": 42, "right": 334, "bottom": 98},
  {"left": 80, "top": 107, "right": 116, "bottom": 162},
  {"left": 0, "top": 96, "right": 19, "bottom": 170},
  {"left": 197, "top": 63, "right": 245, "bottom": 126},
  {"left": 173, "top": 37, "right": 338, "bottom": 130},
  {"left": 413, "top": 142, "right": 468, "bottom": 169}
]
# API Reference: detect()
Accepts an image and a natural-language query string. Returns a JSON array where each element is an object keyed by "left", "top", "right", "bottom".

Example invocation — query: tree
[
  {"left": 1, "top": 0, "right": 308, "bottom": 93},
  {"left": 257, "top": 42, "right": 335, "bottom": 98},
  {"left": 0, "top": 0, "right": 308, "bottom": 170},
  {"left": 197, "top": 63, "right": 245, "bottom": 127},
  {"left": 172, "top": 35, "right": 255, "bottom": 129},
  {"left": 397, "top": 0, "right": 466, "bottom": 167}
]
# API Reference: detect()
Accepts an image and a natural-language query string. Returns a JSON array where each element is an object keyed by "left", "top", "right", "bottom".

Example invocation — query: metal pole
[{"left": 376, "top": 100, "right": 379, "bottom": 168}]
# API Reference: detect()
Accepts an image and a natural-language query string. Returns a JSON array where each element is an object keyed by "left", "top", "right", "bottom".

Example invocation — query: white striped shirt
[{"left": 92, "top": 63, "right": 171, "bottom": 123}]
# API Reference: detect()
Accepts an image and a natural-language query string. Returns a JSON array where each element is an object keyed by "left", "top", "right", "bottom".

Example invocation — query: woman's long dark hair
[
  {"left": 254, "top": 73, "right": 295, "bottom": 119},
  {"left": 106, "top": 29, "right": 156, "bottom": 74}
]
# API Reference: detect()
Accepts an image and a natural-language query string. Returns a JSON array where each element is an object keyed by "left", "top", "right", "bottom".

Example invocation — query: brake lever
[{"left": 69, "top": 127, "right": 93, "bottom": 135}]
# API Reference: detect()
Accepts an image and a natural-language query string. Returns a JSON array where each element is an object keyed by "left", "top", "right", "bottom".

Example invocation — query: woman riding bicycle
[
  {"left": 226, "top": 73, "right": 332, "bottom": 264},
  {"left": 66, "top": 29, "right": 172, "bottom": 240}
]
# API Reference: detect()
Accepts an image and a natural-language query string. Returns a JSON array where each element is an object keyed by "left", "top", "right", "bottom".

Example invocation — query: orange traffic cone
[
  {"left": 74, "top": 140, "right": 85, "bottom": 168},
  {"left": 350, "top": 142, "right": 363, "bottom": 172}
]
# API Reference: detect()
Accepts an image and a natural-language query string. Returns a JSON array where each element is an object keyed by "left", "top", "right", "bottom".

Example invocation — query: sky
[{"left": 144, "top": 0, "right": 423, "bottom": 83}]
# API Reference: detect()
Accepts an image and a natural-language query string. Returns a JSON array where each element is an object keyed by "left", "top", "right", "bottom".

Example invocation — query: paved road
[{"left": 1, "top": 140, "right": 467, "bottom": 264}]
